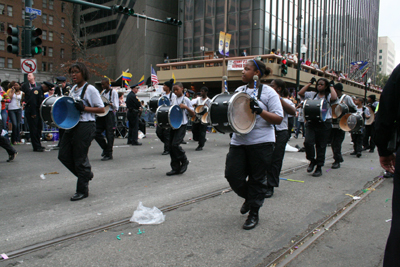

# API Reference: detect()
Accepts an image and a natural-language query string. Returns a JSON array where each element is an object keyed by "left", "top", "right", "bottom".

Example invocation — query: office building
[{"left": 377, "top": 36, "right": 396, "bottom": 75}]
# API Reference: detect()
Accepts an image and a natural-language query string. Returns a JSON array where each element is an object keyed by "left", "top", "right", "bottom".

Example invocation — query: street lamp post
[{"left": 295, "top": 44, "right": 308, "bottom": 100}]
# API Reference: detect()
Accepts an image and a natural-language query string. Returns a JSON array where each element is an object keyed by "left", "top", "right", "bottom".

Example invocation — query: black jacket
[
  {"left": 54, "top": 84, "right": 72, "bottom": 96},
  {"left": 26, "top": 86, "right": 45, "bottom": 117},
  {"left": 21, "top": 81, "right": 39, "bottom": 106},
  {"left": 126, "top": 91, "right": 141, "bottom": 111},
  {"left": 375, "top": 64, "right": 400, "bottom": 157}
]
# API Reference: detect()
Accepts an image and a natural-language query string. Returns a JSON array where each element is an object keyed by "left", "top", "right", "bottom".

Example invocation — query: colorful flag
[
  {"left": 151, "top": 67, "right": 159, "bottom": 86},
  {"left": 172, "top": 73, "right": 176, "bottom": 83},
  {"left": 361, "top": 67, "right": 370, "bottom": 78},
  {"left": 137, "top": 75, "right": 145, "bottom": 86},
  {"left": 224, "top": 33, "right": 232, "bottom": 57},
  {"left": 218, "top": 32, "right": 225, "bottom": 55},
  {"left": 122, "top": 71, "right": 132, "bottom": 88}
]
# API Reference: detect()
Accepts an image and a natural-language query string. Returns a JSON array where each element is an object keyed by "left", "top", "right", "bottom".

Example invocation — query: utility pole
[{"left": 23, "top": 0, "right": 33, "bottom": 83}]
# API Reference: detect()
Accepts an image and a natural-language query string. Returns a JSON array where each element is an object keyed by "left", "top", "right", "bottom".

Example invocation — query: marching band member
[
  {"left": 330, "top": 83, "right": 357, "bottom": 169},
  {"left": 156, "top": 79, "right": 176, "bottom": 155},
  {"left": 166, "top": 82, "right": 195, "bottom": 176},
  {"left": 94, "top": 78, "right": 119, "bottom": 161},
  {"left": 350, "top": 97, "right": 370, "bottom": 158},
  {"left": 266, "top": 79, "right": 296, "bottom": 198},
  {"left": 363, "top": 94, "right": 378, "bottom": 152},
  {"left": 225, "top": 59, "right": 283, "bottom": 230},
  {"left": 299, "top": 77, "right": 337, "bottom": 177},
  {"left": 58, "top": 62, "right": 105, "bottom": 201},
  {"left": 191, "top": 86, "right": 211, "bottom": 151},
  {"left": 126, "top": 86, "right": 142, "bottom": 146}
]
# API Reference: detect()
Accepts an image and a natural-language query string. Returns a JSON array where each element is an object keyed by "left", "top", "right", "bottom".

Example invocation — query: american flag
[{"left": 151, "top": 66, "right": 159, "bottom": 86}]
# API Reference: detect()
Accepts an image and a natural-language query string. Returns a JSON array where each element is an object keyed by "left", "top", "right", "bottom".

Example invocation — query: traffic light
[
  {"left": 6, "top": 26, "right": 19, "bottom": 55},
  {"left": 113, "top": 5, "right": 134, "bottom": 15},
  {"left": 165, "top": 17, "right": 182, "bottom": 26},
  {"left": 31, "top": 28, "right": 43, "bottom": 55},
  {"left": 281, "top": 58, "right": 288, "bottom": 76}
]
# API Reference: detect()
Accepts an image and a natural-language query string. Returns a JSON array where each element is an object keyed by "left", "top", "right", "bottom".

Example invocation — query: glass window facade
[{"left": 179, "top": 0, "right": 379, "bottom": 73}]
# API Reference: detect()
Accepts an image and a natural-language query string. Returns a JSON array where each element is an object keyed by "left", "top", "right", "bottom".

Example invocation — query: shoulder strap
[
  {"left": 80, "top": 83, "right": 89, "bottom": 99},
  {"left": 257, "top": 83, "right": 263, "bottom": 100},
  {"left": 339, "top": 94, "right": 346, "bottom": 103},
  {"left": 169, "top": 92, "right": 172, "bottom": 100}
]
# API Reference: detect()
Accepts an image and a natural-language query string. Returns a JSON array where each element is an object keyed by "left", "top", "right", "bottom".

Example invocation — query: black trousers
[
  {"left": 139, "top": 118, "right": 146, "bottom": 135},
  {"left": 169, "top": 124, "right": 187, "bottom": 172},
  {"left": 383, "top": 146, "right": 400, "bottom": 266},
  {"left": 94, "top": 112, "right": 115, "bottom": 156},
  {"left": 58, "top": 122, "right": 95, "bottom": 194},
  {"left": 288, "top": 117, "right": 294, "bottom": 135},
  {"left": 25, "top": 109, "right": 42, "bottom": 150},
  {"left": 331, "top": 127, "right": 345, "bottom": 163},
  {"left": 192, "top": 122, "right": 207, "bottom": 147},
  {"left": 156, "top": 126, "right": 171, "bottom": 152},
  {"left": 351, "top": 131, "right": 363, "bottom": 153},
  {"left": 363, "top": 123, "right": 376, "bottom": 150},
  {"left": 0, "top": 135, "right": 16, "bottom": 156},
  {"left": 267, "top": 130, "right": 289, "bottom": 188},
  {"left": 57, "top": 128, "right": 65, "bottom": 147},
  {"left": 225, "top": 142, "right": 274, "bottom": 208},
  {"left": 304, "top": 121, "right": 332, "bottom": 166},
  {"left": 127, "top": 110, "right": 139, "bottom": 144}
]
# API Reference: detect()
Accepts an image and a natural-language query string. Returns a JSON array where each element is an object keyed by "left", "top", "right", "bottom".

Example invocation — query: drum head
[
  {"left": 335, "top": 103, "right": 349, "bottom": 118},
  {"left": 158, "top": 96, "right": 170, "bottom": 106},
  {"left": 227, "top": 92, "right": 256, "bottom": 134},
  {"left": 365, "top": 106, "right": 375, "bottom": 125},
  {"left": 168, "top": 105, "right": 183, "bottom": 129},
  {"left": 52, "top": 97, "right": 80, "bottom": 129},
  {"left": 320, "top": 100, "right": 328, "bottom": 121},
  {"left": 201, "top": 112, "right": 209, "bottom": 124},
  {"left": 347, "top": 114, "right": 363, "bottom": 132}
]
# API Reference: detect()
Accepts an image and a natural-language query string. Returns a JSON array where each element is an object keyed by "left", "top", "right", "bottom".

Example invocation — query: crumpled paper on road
[{"left": 130, "top": 202, "right": 165, "bottom": 225}]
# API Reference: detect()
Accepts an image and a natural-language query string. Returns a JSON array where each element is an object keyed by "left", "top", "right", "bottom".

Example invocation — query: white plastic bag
[{"left": 130, "top": 202, "right": 165, "bottom": 225}]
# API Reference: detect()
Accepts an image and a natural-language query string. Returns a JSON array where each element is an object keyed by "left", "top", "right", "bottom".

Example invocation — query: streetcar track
[
  {"left": 265, "top": 175, "right": 385, "bottom": 267},
  {"left": 0, "top": 149, "right": 371, "bottom": 262}
]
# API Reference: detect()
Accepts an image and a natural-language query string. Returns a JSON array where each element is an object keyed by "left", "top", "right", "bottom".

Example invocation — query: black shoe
[
  {"left": 307, "top": 161, "right": 316, "bottom": 173},
  {"left": 332, "top": 161, "right": 340, "bottom": 169},
  {"left": 162, "top": 151, "right": 170, "bottom": 155},
  {"left": 53, "top": 146, "right": 60, "bottom": 150},
  {"left": 312, "top": 167, "right": 322, "bottom": 177},
  {"left": 369, "top": 149, "right": 374, "bottom": 153},
  {"left": 70, "top": 192, "right": 88, "bottom": 201},
  {"left": 195, "top": 146, "right": 203, "bottom": 151},
  {"left": 384, "top": 171, "right": 394, "bottom": 178},
  {"left": 265, "top": 186, "right": 274, "bottom": 198},
  {"left": 40, "top": 146, "right": 45, "bottom": 149},
  {"left": 362, "top": 147, "right": 369, "bottom": 151},
  {"left": 101, "top": 155, "right": 113, "bottom": 161},
  {"left": 243, "top": 211, "right": 259, "bottom": 230},
  {"left": 132, "top": 142, "right": 142, "bottom": 146},
  {"left": 33, "top": 148, "right": 44, "bottom": 152},
  {"left": 101, "top": 151, "right": 105, "bottom": 157},
  {"left": 357, "top": 153, "right": 362, "bottom": 158},
  {"left": 166, "top": 170, "right": 180, "bottom": 176},
  {"left": 181, "top": 141, "right": 187, "bottom": 144},
  {"left": 240, "top": 202, "right": 250, "bottom": 214},
  {"left": 7, "top": 152, "right": 17, "bottom": 162},
  {"left": 89, "top": 172, "right": 94, "bottom": 181},
  {"left": 350, "top": 151, "right": 357, "bottom": 155},
  {"left": 180, "top": 160, "right": 189, "bottom": 174}
]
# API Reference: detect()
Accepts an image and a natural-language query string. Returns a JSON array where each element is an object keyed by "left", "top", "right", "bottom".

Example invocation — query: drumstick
[
  {"left": 252, "top": 75, "right": 259, "bottom": 99},
  {"left": 222, "top": 76, "right": 228, "bottom": 93}
]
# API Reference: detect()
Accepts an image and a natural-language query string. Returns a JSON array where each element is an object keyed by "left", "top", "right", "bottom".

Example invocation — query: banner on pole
[
  {"left": 224, "top": 33, "right": 231, "bottom": 57},
  {"left": 219, "top": 32, "right": 225, "bottom": 55}
]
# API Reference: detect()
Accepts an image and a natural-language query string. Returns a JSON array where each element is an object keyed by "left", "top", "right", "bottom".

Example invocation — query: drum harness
[
  {"left": 242, "top": 83, "right": 264, "bottom": 108},
  {"left": 70, "top": 83, "right": 90, "bottom": 108},
  {"left": 101, "top": 88, "right": 114, "bottom": 110}
]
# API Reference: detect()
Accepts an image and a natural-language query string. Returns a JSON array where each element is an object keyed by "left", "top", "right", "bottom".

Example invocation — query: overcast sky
[{"left": 379, "top": 0, "right": 400, "bottom": 65}]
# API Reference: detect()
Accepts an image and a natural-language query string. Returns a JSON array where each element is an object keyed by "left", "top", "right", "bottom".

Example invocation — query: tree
[{"left": 375, "top": 71, "right": 390, "bottom": 88}]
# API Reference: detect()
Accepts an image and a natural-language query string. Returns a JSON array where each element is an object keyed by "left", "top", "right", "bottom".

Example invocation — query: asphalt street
[{"left": 0, "top": 128, "right": 392, "bottom": 266}]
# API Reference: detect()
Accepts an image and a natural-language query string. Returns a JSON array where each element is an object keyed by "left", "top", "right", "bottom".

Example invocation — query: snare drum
[
  {"left": 365, "top": 106, "right": 375, "bottom": 125},
  {"left": 339, "top": 113, "right": 364, "bottom": 132},
  {"left": 156, "top": 105, "right": 183, "bottom": 129},
  {"left": 303, "top": 99, "right": 328, "bottom": 122},
  {"left": 209, "top": 92, "right": 256, "bottom": 134},
  {"left": 40, "top": 96, "right": 80, "bottom": 129},
  {"left": 97, "top": 96, "right": 110, "bottom": 117},
  {"left": 149, "top": 96, "right": 170, "bottom": 113}
]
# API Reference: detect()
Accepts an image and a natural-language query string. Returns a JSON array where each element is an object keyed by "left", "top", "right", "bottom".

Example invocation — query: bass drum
[
  {"left": 365, "top": 106, "right": 375, "bottom": 125},
  {"left": 149, "top": 96, "right": 170, "bottom": 113},
  {"left": 97, "top": 96, "right": 110, "bottom": 117},
  {"left": 40, "top": 96, "right": 80, "bottom": 129},
  {"left": 334, "top": 103, "right": 349, "bottom": 118},
  {"left": 156, "top": 105, "right": 183, "bottom": 130},
  {"left": 209, "top": 92, "right": 256, "bottom": 134},
  {"left": 303, "top": 99, "right": 328, "bottom": 122},
  {"left": 339, "top": 113, "right": 364, "bottom": 132}
]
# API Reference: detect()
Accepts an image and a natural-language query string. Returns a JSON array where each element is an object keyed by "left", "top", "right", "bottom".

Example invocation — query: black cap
[
  {"left": 368, "top": 95, "right": 376, "bottom": 101},
  {"left": 56, "top": 76, "right": 66, "bottom": 82},
  {"left": 333, "top": 83, "right": 343, "bottom": 91},
  {"left": 164, "top": 79, "right": 174, "bottom": 90},
  {"left": 43, "top": 81, "right": 55, "bottom": 89}
]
